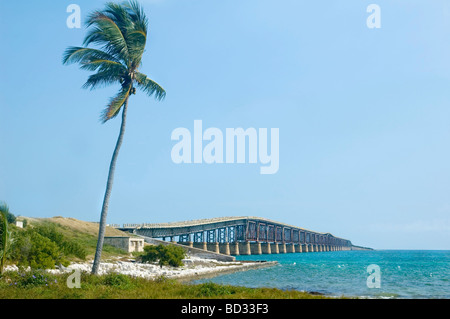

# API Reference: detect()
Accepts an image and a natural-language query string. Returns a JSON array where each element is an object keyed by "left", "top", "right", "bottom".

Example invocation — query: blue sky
[{"left": 1, "top": 0, "right": 450, "bottom": 249}]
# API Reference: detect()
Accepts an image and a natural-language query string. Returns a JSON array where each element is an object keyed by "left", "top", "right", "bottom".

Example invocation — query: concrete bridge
[{"left": 118, "top": 216, "right": 371, "bottom": 256}]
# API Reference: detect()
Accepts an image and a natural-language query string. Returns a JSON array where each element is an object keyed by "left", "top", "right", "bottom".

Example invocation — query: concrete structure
[
  {"left": 104, "top": 236, "right": 145, "bottom": 253},
  {"left": 119, "top": 216, "right": 371, "bottom": 256}
]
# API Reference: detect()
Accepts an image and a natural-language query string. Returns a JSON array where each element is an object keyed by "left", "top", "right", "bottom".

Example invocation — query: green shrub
[
  {"left": 6, "top": 269, "right": 58, "bottom": 288},
  {"left": 33, "top": 224, "right": 87, "bottom": 259},
  {"left": 196, "top": 282, "right": 235, "bottom": 297},
  {"left": 9, "top": 228, "right": 69, "bottom": 269},
  {"left": 139, "top": 245, "right": 159, "bottom": 263},
  {"left": 160, "top": 245, "right": 186, "bottom": 267},
  {"left": 8, "top": 223, "right": 87, "bottom": 269},
  {"left": 140, "top": 244, "right": 186, "bottom": 268},
  {"left": 102, "top": 273, "right": 133, "bottom": 289}
]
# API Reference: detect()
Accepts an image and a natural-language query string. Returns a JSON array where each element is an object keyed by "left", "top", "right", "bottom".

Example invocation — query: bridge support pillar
[
  {"left": 179, "top": 241, "right": 194, "bottom": 248},
  {"left": 207, "top": 242, "right": 220, "bottom": 254},
  {"left": 219, "top": 242, "right": 230, "bottom": 255},
  {"left": 295, "top": 244, "right": 302, "bottom": 253},
  {"left": 250, "top": 242, "right": 262, "bottom": 255},
  {"left": 286, "top": 243, "right": 295, "bottom": 253},
  {"left": 239, "top": 242, "right": 251, "bottom": 255},
  {"left": 270, "top": 242, "right": 279, "bottom": 254},
  {"left": 229, "top": 242, "right": 239, "bottom": 255},
  {"left": 192, "top": 242, "right": 208, "bottom": 250},
  {"left": 261, "top": 242, "right": 271, "bottom": 254},
  {"left": 278, "top": 243, "right": 286, "bottom": 253}
]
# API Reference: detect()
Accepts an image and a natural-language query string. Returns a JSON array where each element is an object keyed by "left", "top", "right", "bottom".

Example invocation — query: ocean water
[{"left": 192, "top": 250, "right": 450, "bottom": 299}]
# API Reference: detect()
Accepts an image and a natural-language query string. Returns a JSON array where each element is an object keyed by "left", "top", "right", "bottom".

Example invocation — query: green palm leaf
[
  {"left": 0, "top": 202, "right": 13, "bottom": 275},
  {"left": 134, "top": 72, "right": 166, "bottom": 100},
  {"left": 62, "top": 47, "right": 121, "bottom": 65},
  {"left": 101, "top": 84, "right": 132, "bottom": 123}
]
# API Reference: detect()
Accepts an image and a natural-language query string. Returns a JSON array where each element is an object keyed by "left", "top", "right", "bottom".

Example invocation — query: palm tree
[{"left": 63, "top": 0, "right": 166, "bottom": 274}]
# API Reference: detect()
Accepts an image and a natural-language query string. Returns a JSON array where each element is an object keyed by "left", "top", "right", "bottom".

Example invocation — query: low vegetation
[
  {"left": 1, "top": 210, "right": 131, "bottom": 272},
  {"left": 0, "top": 270, "right": 331, "bottom": 299},
  {"left": 9, "top": 223, "right": 88, "bottom": 269},
  {"left": 137, "top": 244, "right": 186, "bottom": 268}
]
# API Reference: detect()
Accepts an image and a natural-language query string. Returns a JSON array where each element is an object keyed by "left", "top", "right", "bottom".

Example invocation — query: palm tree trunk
[{"left": 91, "top": 98, "right": 129, "bottom": 275}]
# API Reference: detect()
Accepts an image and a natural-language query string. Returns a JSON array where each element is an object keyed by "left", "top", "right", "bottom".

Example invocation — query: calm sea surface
[{"left": 193, "top": 250, "right": 450, "bottom": 299}]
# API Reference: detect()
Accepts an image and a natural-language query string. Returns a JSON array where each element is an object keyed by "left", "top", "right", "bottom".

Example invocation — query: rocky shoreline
[{"left": 4, "top": 256, "right": 277, "bottom": 282}]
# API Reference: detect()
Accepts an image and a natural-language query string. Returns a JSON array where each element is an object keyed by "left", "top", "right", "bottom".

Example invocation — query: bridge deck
[{"left": 119, "top": 216, "right": 353, "bottom": 248}]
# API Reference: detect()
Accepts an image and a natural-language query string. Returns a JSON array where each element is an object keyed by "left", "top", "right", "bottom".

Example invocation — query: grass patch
[{"left": 0, "top": 271, "right": 335, "bottom": 299}]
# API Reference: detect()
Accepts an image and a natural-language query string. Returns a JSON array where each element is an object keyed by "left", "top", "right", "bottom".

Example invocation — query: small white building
[{"left": 104, "top": 236, "right": 145, "bottom": 253}]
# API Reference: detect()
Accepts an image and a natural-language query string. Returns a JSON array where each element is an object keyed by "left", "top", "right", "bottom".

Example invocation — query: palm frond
[
  {"left": 80, "top": 59, "right": 127, "bottom": 73},
  {"left": 124, "top": 0, "right": 148, "bottom": 35},
  {"left": 123, "top": 0, "right": 148, "bottom": 67},
  {"left": 103, "top": 2, "right": 135, "bottom": 35},
  {"left": 84, "top": 12, "right": 130, "bottom": 64},
  {"left": 63, "top": 1, "right": 165, "bottom": 122},
  {"left": 82, "top": 69, "right": 124, "bottom": 90},
  {"left": 134, "top": 72, "right": 166, "bottom": 101},
  {"left": 62, "top": 47, "right": 120, "bottom": 65},
  {"left": 0, "top": 202, "right": 11, "bottom": 274},
  {"left": 100, "top": 84, "right": 132, "bottom": 123}
]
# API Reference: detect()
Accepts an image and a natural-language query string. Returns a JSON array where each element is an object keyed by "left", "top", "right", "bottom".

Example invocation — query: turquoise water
[{"left": 193, "top": 250, "right": 450, "bottom": 299}]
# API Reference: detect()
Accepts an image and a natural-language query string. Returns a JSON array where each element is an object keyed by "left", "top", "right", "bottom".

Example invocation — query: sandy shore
[{"left": 4, "top": 256, "right": 277, "bottom": 282}]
